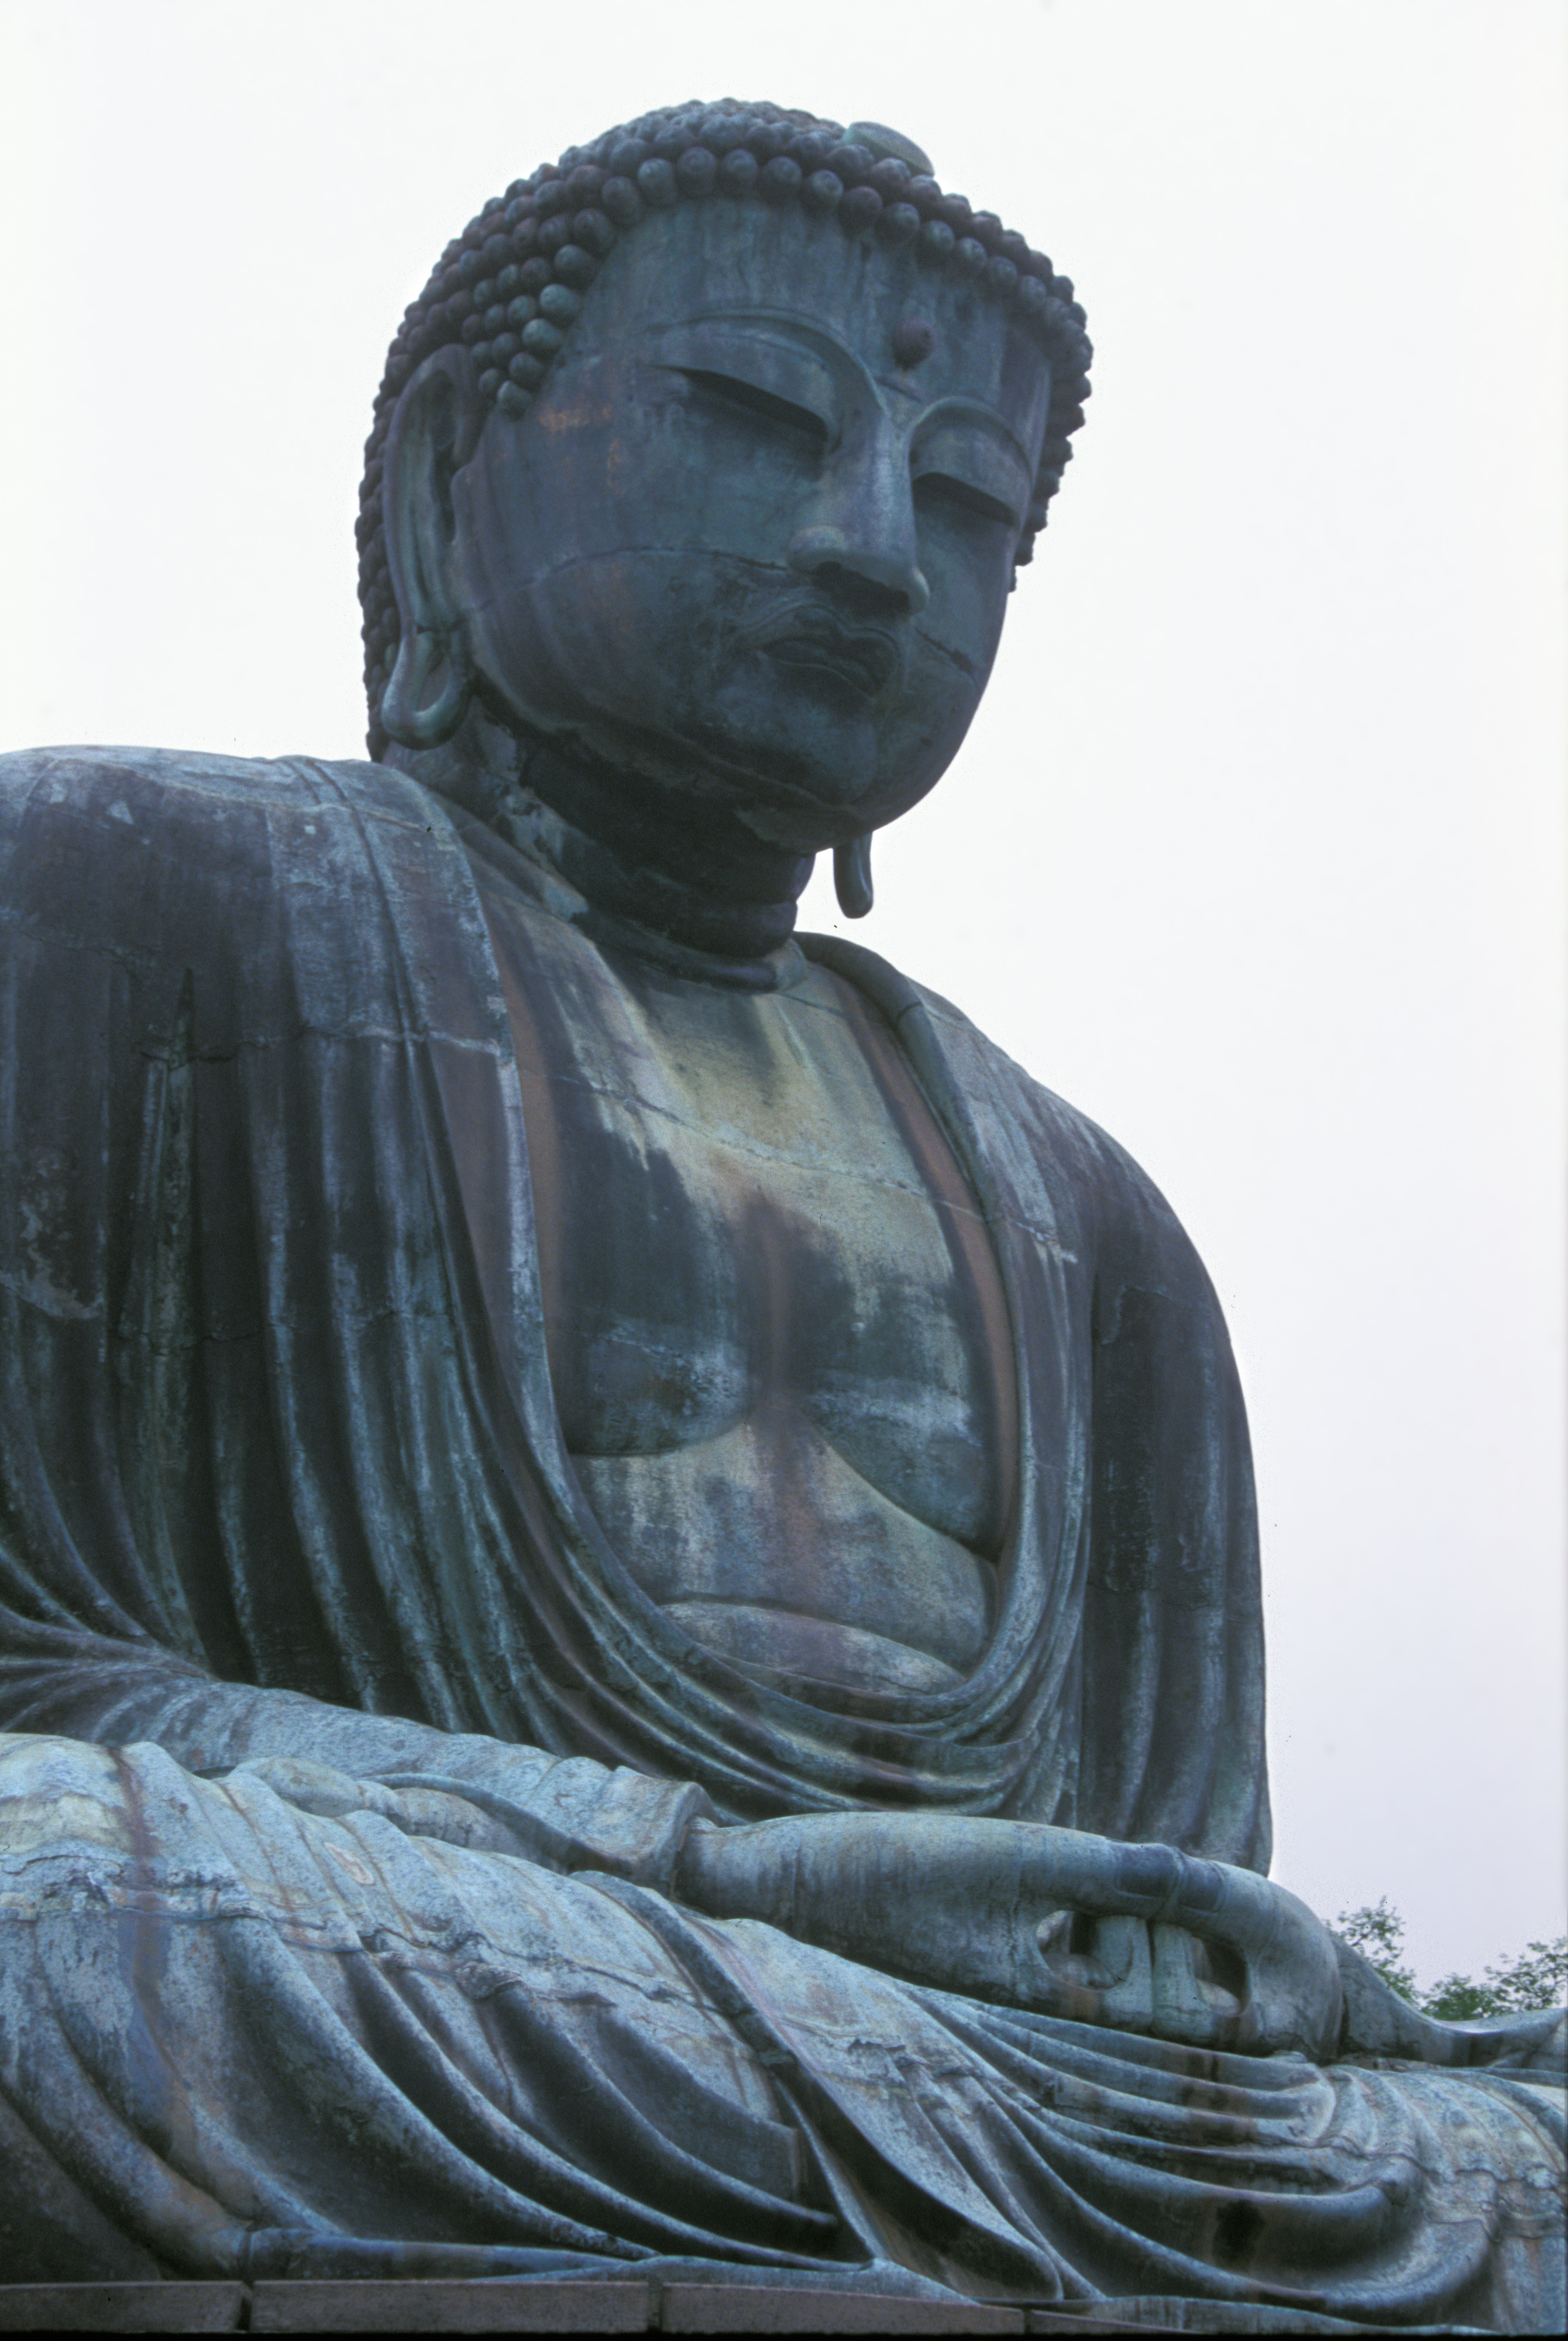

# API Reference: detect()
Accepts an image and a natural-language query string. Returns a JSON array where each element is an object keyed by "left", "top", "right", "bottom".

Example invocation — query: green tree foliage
[
  {"left": 1424, "top": 1938, "right": 1568, "bottom": 2021},
  {"left": 1335, "top": 1897, "right": 1418, "bottom": 2001},
  {"left": 1333, "top": 1901, "right": 1567, "bottom": 2020}
]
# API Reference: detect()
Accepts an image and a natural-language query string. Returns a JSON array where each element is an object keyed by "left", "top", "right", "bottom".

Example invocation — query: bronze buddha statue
[{"left": 0, "top": 99, "right": 1560, "bottom": 2325}]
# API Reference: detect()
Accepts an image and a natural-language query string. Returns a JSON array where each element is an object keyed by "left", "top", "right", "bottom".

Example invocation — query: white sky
[{"left": 2, "top": 0, "right": 1563, "bottom": 1988}]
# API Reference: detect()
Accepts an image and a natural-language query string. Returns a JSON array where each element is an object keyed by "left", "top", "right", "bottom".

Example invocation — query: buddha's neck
[{"left": 401, "top": 715, "right": 814, "bottom": 984}]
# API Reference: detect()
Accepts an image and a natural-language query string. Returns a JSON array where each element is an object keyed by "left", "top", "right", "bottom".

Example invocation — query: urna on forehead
[{"left": 356, "top": 98, "right": 1093, "bottom": 749}]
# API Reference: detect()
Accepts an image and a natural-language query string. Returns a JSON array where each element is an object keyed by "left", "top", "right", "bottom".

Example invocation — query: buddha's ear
[{"left": 379, "top": 348, "right": 483, "bottom": 750}]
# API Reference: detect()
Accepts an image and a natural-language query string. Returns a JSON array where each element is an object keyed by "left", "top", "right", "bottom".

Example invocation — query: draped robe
[{"left": 0, "top": 746, "right": 1560, "bottom": 2327}]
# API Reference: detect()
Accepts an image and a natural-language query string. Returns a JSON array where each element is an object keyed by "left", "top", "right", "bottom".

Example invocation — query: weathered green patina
[{"left": 0, "top": 99, "right": 1560, "bottom": 2326}]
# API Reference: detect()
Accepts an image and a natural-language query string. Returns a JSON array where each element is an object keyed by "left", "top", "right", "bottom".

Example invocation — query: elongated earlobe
[
  {"left": 379, "top": 624, "right": 473, "bottom": 750},
  {"left": 834, "top": 835, "right": 874, "bottom": 919},
  {"left": 377, "top": 346, "right": 482, "bottom": 754}
]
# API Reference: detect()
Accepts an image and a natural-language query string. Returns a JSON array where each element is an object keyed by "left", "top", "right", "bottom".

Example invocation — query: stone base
[{"left": 0, "top": 2281, "right": 1172, "bottom": 2334}]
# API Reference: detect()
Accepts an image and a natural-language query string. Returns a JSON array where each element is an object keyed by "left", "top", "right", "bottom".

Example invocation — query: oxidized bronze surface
[{"left": 0, "top": 97, "right": 1560, "bottom": 2326}]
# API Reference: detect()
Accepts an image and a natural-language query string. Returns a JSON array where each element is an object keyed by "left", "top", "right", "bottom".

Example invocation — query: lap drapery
[{"left": 0, "top": 1736, "right": 1560, "bottom": 2330}]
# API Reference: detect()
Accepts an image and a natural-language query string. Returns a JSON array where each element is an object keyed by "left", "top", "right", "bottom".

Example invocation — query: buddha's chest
[{"left": 483, "top": 894, "right": 1017, "bottom": 1690}]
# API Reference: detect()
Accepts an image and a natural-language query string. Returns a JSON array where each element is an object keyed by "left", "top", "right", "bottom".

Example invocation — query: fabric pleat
[{"left": 0, "top": 747, "right": 1558, "bottom": 2326}]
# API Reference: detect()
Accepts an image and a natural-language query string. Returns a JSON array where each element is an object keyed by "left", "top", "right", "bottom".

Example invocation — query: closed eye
[
  {"left": 679, "top": 368, "right": 830, "bottom": 448},
  {"left": 914, "top": 472, "right": 1020, "bottom": 530}
]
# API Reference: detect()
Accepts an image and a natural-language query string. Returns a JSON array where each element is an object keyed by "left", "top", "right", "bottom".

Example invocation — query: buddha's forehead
[{"left": 571, "top": 199, "right": 1051, "bottom": 445}]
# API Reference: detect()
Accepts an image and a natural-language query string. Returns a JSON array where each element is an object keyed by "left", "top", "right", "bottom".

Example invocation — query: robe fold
[{"left": 0, "top": 745, "right": 1560, "bottom": 2328}]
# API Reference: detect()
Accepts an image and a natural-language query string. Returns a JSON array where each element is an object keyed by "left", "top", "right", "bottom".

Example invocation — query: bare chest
[{"left": 483, "top": 891, "right": 1017, "bottom": 1691}]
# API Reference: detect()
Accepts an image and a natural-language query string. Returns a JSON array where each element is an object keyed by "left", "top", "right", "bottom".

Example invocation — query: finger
[
  {"left": 1020, "top": 1835, "right": 1319, "bottom": 2015},
  {"left": 1020, "top": 1829, "right": 1187, "bottom": 1920},
  {"left": 1031, "top": 1918, "right": 1246, "bottom": 2050},
  {"left": 1020, "top": 1829, "right": 1298, "bottom": 1965},
  {"left": 1029, "top": 1913, "right": 1142, "bottom": 2027},
  {"left": 227, "top": 1754, "right": 386, "bottom": 1820},
  {"left": 1150, "top": 1920, "right": 1242, "bottom": 2026},
  {"left": 1158, "top": 1872, "right": 1342, "bottom": 2057},
  {"left": 1034, "top": 1909, "right": 1139, "bottom": 1992},
  {"left": 1143, "top": 1851, "right": 1294, "bottom": 1959}
]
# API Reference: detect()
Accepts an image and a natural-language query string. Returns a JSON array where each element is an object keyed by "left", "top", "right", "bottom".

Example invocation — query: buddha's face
[{"left": 448, "top": 201, "right": 1053, "bottom": 852}]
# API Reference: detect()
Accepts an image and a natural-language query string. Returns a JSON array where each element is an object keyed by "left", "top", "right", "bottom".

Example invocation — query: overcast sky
[{"left": 2, "top": 0, "right": 1563, "bottom": 1986}]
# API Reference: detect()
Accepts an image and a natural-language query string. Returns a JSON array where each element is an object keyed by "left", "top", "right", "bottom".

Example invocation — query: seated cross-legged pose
[{"left": 0, "top": 98, "right": 1561, "bottom": 2330}]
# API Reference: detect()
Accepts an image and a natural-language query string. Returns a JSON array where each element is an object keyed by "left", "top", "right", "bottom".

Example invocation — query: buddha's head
[{"left": 362, "top": 101, "right": 1090, "bottom": 927}]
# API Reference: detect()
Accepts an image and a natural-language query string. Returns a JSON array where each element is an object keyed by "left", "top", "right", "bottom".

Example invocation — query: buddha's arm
[
  {"left": 0, "top": 1635, "right": 1328, "bottom": 2052},
  {"left": 9, "top": 1631, "right": 1334, "bottom": 2056},
  {"left": 0, "top": 1642, "right": 714, "bottom": 1889}
]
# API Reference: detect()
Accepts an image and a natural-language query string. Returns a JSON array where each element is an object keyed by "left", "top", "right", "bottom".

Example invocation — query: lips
[{"left": 758, "top": 610, "right": 900, "bottom": 696}]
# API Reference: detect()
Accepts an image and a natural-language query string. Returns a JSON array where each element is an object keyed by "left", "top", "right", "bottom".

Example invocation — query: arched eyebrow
[
  {"left": 912, "top": 396, "right": 1036, "bottom": 477},
  {"left": 643, "top": 320, "right": 840, "bottom": 437},
  {"left": 648, "top": 308, "right": 872, "bottom": 379}
]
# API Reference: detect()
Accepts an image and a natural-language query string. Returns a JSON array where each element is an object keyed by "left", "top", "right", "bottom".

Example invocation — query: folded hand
[{"left": 675, "top": 1810, "right": 1343, "bottom": 2059}]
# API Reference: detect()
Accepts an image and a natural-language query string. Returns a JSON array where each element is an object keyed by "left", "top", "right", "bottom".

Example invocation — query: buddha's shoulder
[
  {"left": 0, "top": 743, "right": 431, "bottom": 830},
  {"left": 0, "top": 746, "right": 459, "bottom": 925},
  {"left": 0, "top": 746, "right": 474, "bottom": 1001}
]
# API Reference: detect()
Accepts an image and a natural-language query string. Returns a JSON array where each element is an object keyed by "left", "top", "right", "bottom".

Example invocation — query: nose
[
  {"left": 788, "top": 527, "right": 931, "bottom": 616},
  {"left": 786, "top": 431, "right": 930, "bottom": 616}
]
